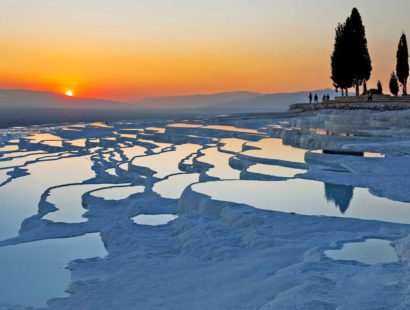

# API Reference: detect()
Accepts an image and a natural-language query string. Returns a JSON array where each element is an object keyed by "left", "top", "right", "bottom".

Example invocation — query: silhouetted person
[
  {"left": 367, "top": 91, "right": 373, "bottom": 102},
  {"left": 314, "top": 94, "right": 319, "bottom": 103},
  {"left": 322, "top": 94, "right": 326, "bottom": 103},
  {"left": 326, "top": 94, "right": 330, "bottom": 102},
  {"left": 309, "top": 92, "right": 313, "bottom": 103}
]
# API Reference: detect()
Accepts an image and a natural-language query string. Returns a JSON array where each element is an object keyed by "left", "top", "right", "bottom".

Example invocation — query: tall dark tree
[
  {"left": 377, "top": 80, "right": 383, "bottom": 95},
  {"left": 390, "top": 72, "right": 399, "bottom": 96},
  {"left": 330, "top": 8, "right": 372, "bottom": 97},
  {"left": 396, "top": 33, "right": 409, "bottom": 95},
  {"left": 331, "top": 23, "right": 354, "bottom": 96},
  {"left": 344, "top": 8, "right": 372, "bottom": 96}
]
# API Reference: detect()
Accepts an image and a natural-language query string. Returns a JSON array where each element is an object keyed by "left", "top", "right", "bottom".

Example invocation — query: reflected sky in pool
[
  {"left": 0, "top": 233, "right": 107, "bottom": 308},
  {"left": 43, "top": 183, "right": 120, "bottom": 223},
  {"left": 167, "top": 123, "right": 202, "bottom": 128},
  {"left": 106, "top": 167, "right": 118, "bottom": 176},
  {"left": 248, "top": 164, "right": 306, "bottom": 178},
  {"left": 325, "top": 239, "right": 398, "bottom": 265},
  {"left": 0, "top": 152, "right": 52, "bottom": 169},
  {"left": 242, "top": 138, "right": 307, "bottom": 163},
  {"left": 197, "top": 147, "right": 240, "bottom": 179},
  {"left": 0, "top": 144, "right": 19, "bottom": 152},
  {"left": 91, "top": 185, "right": 144, "bottom": 200},
  {"left": 132, "top": 214, "right": 178, "bottom": 226},
  {"left": 0, "top": 150, "right": 45, "bottom": 159},
  {"left": 68, "top": 138, "right": 87, "bottom": 147},
  {"left": 132, "top": 144, "right": 201, "bottom": 178},
  {"left": 0, "top": 118, "right": 407, "bottom": 308},
  {"left": 204, "top": 125, "right": 259, "bottom": 134},
  {"left": 193, "top": 179, "right": 410, "bottom": 224},
  {"left": 153, "top": 173, "right": 200, "bottom": 199},
  {"left": 0, "top": 156, "right": 95, "bottom": 240},
  {"left": 26, "top": 133, "right": 62, "bottom": 143},
  {"left": 121, "top": 145, "right": 146, "bottom": 160},
  {"left": 220, "top": 138, "right": 249, "bottom": 153}
]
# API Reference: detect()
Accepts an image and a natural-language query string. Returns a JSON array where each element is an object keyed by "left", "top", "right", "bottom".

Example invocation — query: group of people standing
[{"left": 309, "top": 93, "right": 331, "bottom": 104}]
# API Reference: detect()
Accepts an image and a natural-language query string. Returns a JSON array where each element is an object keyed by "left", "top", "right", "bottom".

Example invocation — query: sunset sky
[{"left": 1, "top": 0, "right": 409, "bottom": 101}]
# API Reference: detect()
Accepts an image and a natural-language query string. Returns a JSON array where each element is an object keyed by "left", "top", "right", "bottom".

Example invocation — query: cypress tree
[
  {"left": 377, "top": 80, "right": 383, "bottom": 95},
  {"left": 331, "top": 8, "right": 372, "bottom": 97},
  {"left": 390, "top": 72, "right": 399, "bottom": 96},
  {"left": 344, "top": 8, "right": 372, "bottom": 96},
  {"left": 396, "top": 33, "right": 409, "bottom": 95},
  {"left": 331, "top": 23, "right": 354, "bottom": 96}
]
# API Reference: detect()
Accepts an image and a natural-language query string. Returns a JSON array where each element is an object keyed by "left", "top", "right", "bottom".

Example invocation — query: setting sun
[{"left": 65, "top": 90, "right": 74, "bottom": 97}]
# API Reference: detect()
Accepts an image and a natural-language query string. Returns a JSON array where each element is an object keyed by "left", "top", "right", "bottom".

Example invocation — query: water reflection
[
  {"left": 0, "top": 233, "right": 106, "bottom": 308},
  {"left": 132, "top": 144, "right": 200, "bottom": 178},
  {"left": 248, "top": 164, "right": 306, "bottom": 178},
  {"left": 153, "top": 173, "right": 200, "bottom": 199},
  {"left": 220, "top": 138, "right": 249, "bottom": 153},
  {"left": 325, "top": 239, "right": 398, "bottom": 265},
  {"left": 324, "top": 183, "right": 354, "bottom": 214},
  {"left": 196, "top": 147, "right": 240, "bottom": 179},
  {"left": 242, "top": 138, "right": 306, "bottom": 163},
  {"left": 204, "top": 125, "right": 258, "bottom": 134},
  {"left": 193, "top": 179, "right": 410, "bottom": 224},
  {"left": 91, "top": 185, "right": 143, "bottom": 200},
  {"left": 0, "top": 156, "right": 94, "bottom": 240},
  {"left": 132, "top": 214, "right": 178, "bottom": 226},
  {"left": 43, "top": 183, "right": 118, "bottom": 223}
]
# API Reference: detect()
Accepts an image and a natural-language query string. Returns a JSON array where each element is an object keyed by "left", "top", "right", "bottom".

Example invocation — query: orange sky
[{"left": 1, "top": 0, "right": 409, "bottom": 101}]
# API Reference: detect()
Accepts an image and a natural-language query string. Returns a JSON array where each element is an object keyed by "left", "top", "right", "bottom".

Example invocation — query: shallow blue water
[
  {"left": 325, "top": 239, "right": 398, "bottom": 265},
  {"left": 0, "top": 120, "right": 407, "bottom": 308},
  {"left": 193, "top": 179, "right": 410, "bottom": 224},
  {"left": 0, "top": 155, "right": 95, "bottom": 240},
  {"left": 0, "top": 233, "right": 107, "bottom": 307}
]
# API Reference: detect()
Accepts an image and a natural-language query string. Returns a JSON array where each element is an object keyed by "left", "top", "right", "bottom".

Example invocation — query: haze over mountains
[
  {"left": 0, "top": 88, "right": 338, "bottom": 127},
  {"left": 131, "top": 89, "right": 339, "bottom": 112},
  {"left": 0, "top": 89, "right": 128, "bottom": 110},
  {"left": 0, "top": 88, "right": 338, "bottom": 111}
]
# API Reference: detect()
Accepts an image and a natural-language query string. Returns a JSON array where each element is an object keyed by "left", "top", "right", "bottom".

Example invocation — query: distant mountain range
[
  {"left": 0, "top": 88, "right": 339, "bottom": 113},
  {"left": 0, "top": 88, "right": 340, "bottom": 127},
  {"left": 0, "top": 89, "right": 129, "bottom": 110},
  {"left": 129, "top": 91, "right": 261, "bottom": 110}
]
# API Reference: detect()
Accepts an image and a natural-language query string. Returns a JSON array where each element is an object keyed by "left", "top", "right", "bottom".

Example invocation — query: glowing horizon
[{"left": 1, "top": 0, "right": 410, "bottom": 101}]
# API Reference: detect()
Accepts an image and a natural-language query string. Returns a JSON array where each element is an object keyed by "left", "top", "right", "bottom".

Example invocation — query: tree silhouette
[
  {"left": 345, "top": 8, "right": 372, "bottom": 96},
  {"left": 324, "top": 183, "right": 354, "bottom": 214},
  {"left": 331, "top": 23, "right": 354, "bottom": 96},
  {"left": 377, "top": 80, "right": 383, "bottom": 95},
  {"left": 396, "top": 33, "right": 409, "bottom": 95},
  {"left": 390, "top": 72, "right": 399, "bottom": 96},
  {"left": 331, "top": 8, "right": 372, "bottom": 97}
]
